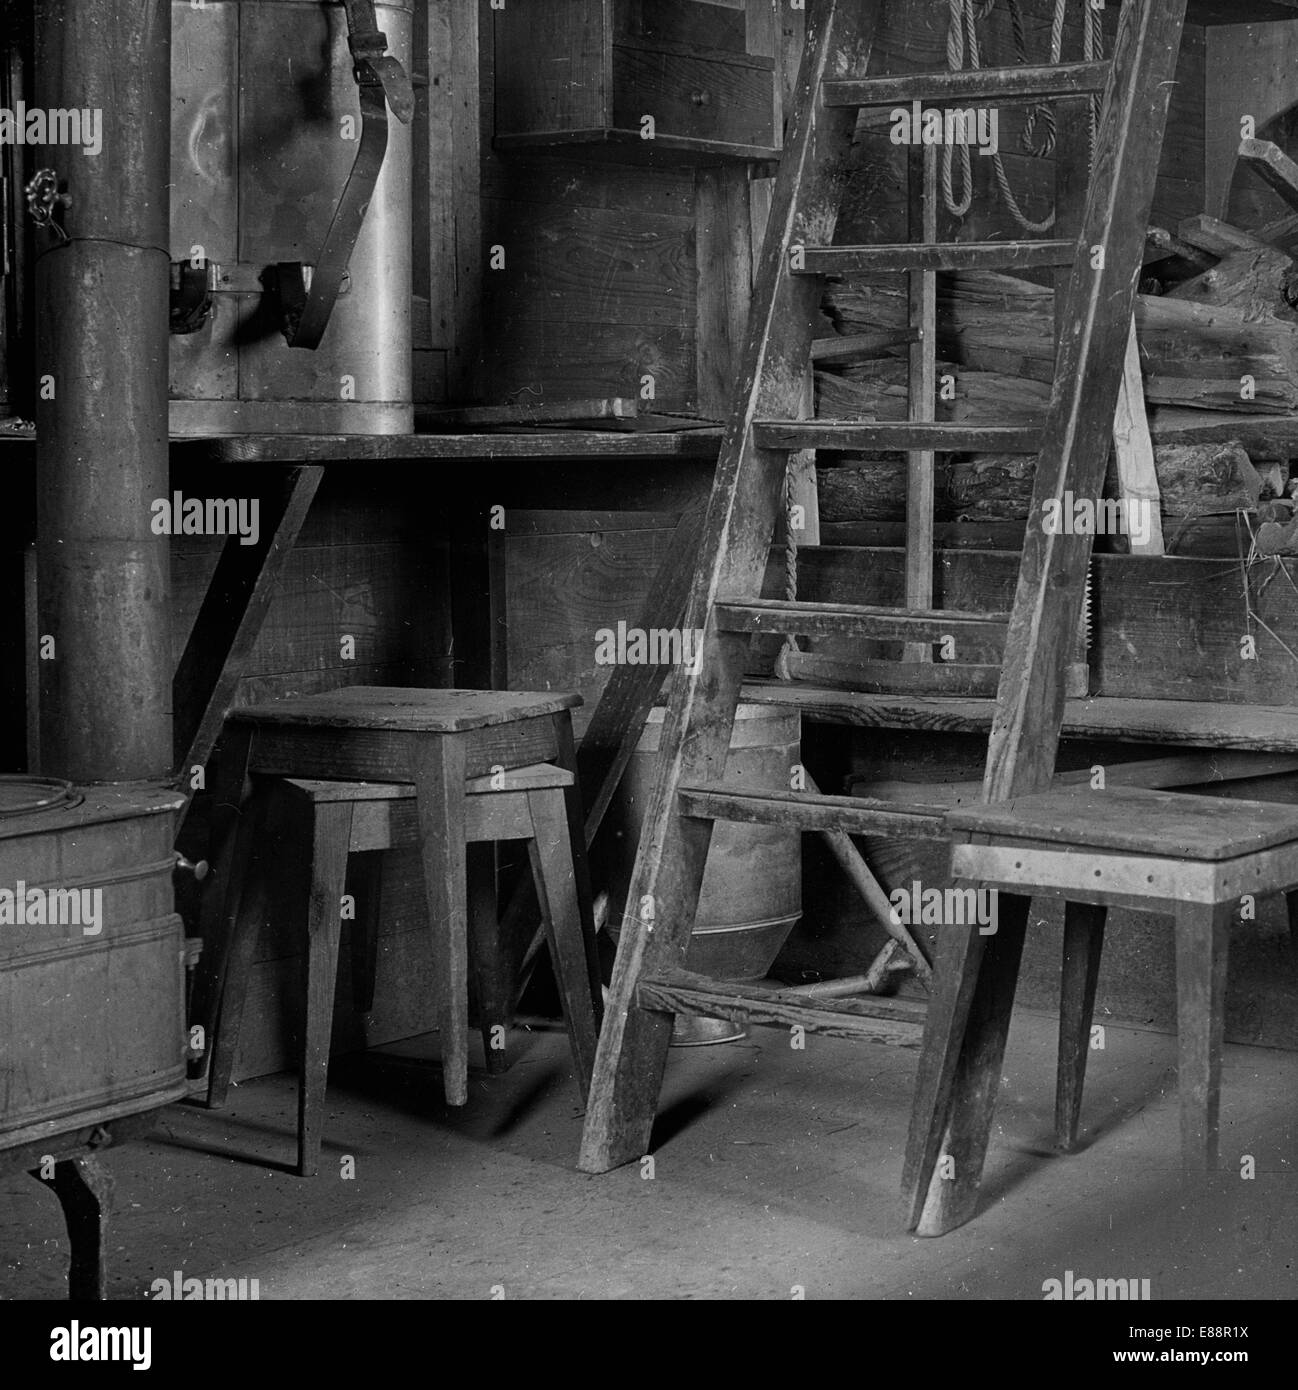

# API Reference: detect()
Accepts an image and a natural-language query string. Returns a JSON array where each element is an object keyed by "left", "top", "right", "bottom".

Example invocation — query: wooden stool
[
  {"left": 191, "top": 688, "right": 601, "bottom": 1121},
  {"left": 203, "top": 766, "right": 599, "bottom": 1176},
  {"left": 904, "top": 785, "right": 1298, "bottom": 1236}
]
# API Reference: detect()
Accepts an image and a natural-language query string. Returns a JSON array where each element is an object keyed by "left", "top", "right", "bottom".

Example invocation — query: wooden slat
[
  {"left": 578, "top": 0, "right": 886, "bottom": 1178},
  {"left": 637, "top": 969, "right": 927, "bottom": 1045},
  {"left": 780, "top": 651, "right": 1002, "bottom": 696},
  {"left": 799, "top": 241, "right": 1076, "bottom": 274},
  {"left": 810, "top": 328, "right": 919, "bottom": 362},
  {"left": 753, "top": 421, "right": 1042, "bottom": 452},
  {"left": 821, "top": 61, "right": 1110, "bottom": 107},
  {"left": 905, "top": 141, "right": 938, "bottom": 662},
  {"left": 677, "top": 783, "right": 949, "bottom": 839},
  {"left": 176, "top": 431, "right": 724, "bottom": 465},
  {"left": 714, "top": 598, "right": 1007, "bottom": 645},
  {"left": 1111, "top": 317, "right": 1165, "bottom": 556},
  {"left": 420, "top": 398, "right": 637, "bottom": 428},
  {"left": 745, "top": 683, "right": 1298, "bottom": 753}
]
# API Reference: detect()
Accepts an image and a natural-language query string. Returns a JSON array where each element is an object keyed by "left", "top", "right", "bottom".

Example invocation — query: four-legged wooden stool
[
  {"left": 904, "top": 785, "right": 1298, "bottom": 1236},
  {"left": 190, "top": 688, "right": 602, "bottom": 1127},
  {"left": 204, "top": 765, "right": 599, "bottom": 1175}
]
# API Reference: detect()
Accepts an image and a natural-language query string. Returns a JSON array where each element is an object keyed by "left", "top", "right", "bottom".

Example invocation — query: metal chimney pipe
[{"left": 33, "top": 0, "right": 172, "bottom": 782}]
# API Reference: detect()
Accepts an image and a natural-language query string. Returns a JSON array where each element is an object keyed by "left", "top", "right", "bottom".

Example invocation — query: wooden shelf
[
  {"left": 171, "top": 430, "right": 725, "bottom": 464},
  {"left": 747, "top": 683, "right": 1298, "bottom": 753}
]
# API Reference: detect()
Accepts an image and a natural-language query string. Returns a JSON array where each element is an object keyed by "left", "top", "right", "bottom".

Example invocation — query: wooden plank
[
  {"left": 801, "top": 241, "right": 1076, "bottom": 274},
  {"left": 421, "top": 398, "right": 638, "bottom": 429},
  {"left": 1111, "top": 317, "right": 1165, "bottom": 556},
  {"left": 678, "top": 783, "right": 948, "bottom": 840},
  {"left": 1176, "top": 213, "right": 1275, "bottom": 257},
  {"left": 905, "top": 141, "right": 937, "bottom": 662},
  {"left": 951, "top": 841, "right": 1219, "bottom": 902},
  {"left": 781, "top": 651, "right": 1002, "bottom": 696},
  {"left": 578, "top": 0, "right": 886, "bottom": 1178},
  {"left": 695, "top": 165, "right": 755, "bottom": 420},
  {"left": 1056, "top": 902, "right": 1106, "bottom": 1151},
  {"left": 754, "top": 422, "right": 1042, "bottom": 452},
  {"left": 811, "top": 328, "right": 919, "bottom": 362},
  {"left": 749, "top": 686, "right": 1298, "bottom": 753},
  {"left": 427, "top": 0, "right": 482, "bottom": 398},
  {"left": 637, "top": 969, "right": 927, "bottom": 1045},
  {"left": 716, "top": 598, "right": 1007, "bottom": 645},
  {"left": 949, "top": 782, "right": 1298, "bottom": 858},
  {"left": 172, "top": 466, "right": 324, "bottom": 790},
  {"left": 179, "top": 430, "right": 724, "bottom": 465},
  {"left": 1238, "top": 137, "right": 1298, "bottom": 215},
  {"left": 822, "top": 61, "right": 1110, "bottom": 107}
]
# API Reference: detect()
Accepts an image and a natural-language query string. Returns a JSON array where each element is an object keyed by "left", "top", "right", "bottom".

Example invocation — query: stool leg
[
  {"left": 299, "top": 801, "right": 354, "bottom": 1177},
  {"left": 903, "top": 892, "right": 1030, "bottom": 1236},
  {"left": 467, "top": 842, "right": 510, "bottom": 1074},
  {"left": 551, "top": 712, "right": 604, "bottom": 1019},
  {"left": 1287, "top": 890, "right": 1298, "bottom": 949},
  {"left": 188, "top": 725, "right": 254, "bottom": 1086},
  {"left": 1174, "top": 900, "right": 1232, "bottom": 1179},
  {"left": 1056, "top": 902, "right": 1107, "bottom": 1152},
  {"left": 526, "top": 787, "right": 601, "bottom": 1100},
  {"left": 348, "top": 851, "right": 383, "bottom": 1015},
  {"left": 203, "top": 786, "right": 272, "bottom": 1109},
  {"left": 412, "top": 733, "right": 470, "bottom": 1107}
]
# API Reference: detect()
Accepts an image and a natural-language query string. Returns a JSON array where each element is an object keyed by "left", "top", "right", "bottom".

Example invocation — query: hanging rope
[
  {"left": 776, "top": 464, "right": 801, "bottom": 680},
  {"left": 942, "top": 0, "right": 1104, "bottom": 233}
]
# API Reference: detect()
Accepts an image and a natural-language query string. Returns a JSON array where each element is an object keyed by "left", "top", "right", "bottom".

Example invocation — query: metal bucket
[
  {"left": 0, "top": 782, "right": 188, "bottom": 1150},
  {"left": 608, "top": 704, "right": 802, "bottom": 1045},
  {"left": 169, "top": 0, "right": 413, "bottom": 435}
]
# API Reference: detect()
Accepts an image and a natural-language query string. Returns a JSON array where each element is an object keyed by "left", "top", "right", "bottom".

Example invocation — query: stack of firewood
[{"left": 815, "top": 138, "right": 1298, "bottom": 549}]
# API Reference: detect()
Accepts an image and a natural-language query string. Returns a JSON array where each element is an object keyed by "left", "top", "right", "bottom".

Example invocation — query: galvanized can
[
  {"left": 169, "top": 0, "right": 413, "bottom": 435},
  {"left": 0, "top": 782, "right": 188, "bottom": 1150}
]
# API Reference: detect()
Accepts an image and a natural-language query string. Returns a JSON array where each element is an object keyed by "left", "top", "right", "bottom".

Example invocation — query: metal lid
[{"left": 0, "top": 776, "right": 82, "bottom": 818}]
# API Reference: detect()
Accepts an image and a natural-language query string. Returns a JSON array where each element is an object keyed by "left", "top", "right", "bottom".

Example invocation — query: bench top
[
  {"left": 230, "top": 686, "right": 581, "bottom": 732},
  {"left": 946, "top": 786, "right": 1298, "bottom": 861}
]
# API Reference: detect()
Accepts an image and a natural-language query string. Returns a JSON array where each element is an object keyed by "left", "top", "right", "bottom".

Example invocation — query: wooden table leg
[
  {"left": 552, "top": 712, "right": 604, "bottom": 1016},
  {"left": 33, "top": 1155, "right": 114, "bottom": 1301},
  {"left": 1175, "top": 900, "right": 1232, "bottom": 1178},
  {"left": 348, "top": 850, "right": 384, "bottom": 1015},
  {"left": 467, "top": 841, "right": 510, "bottom": 1074},
  {"left": 526, "top": 786, "right": 601, "bottom": 1101},
  {"left": 188, "top": 724, "right": 254, "bottom": 1085},
  {"left": 298, "top": 801, "right": 354, "bottom": 1177},
  {"left": 903, "top": 893, "right": 1030, "bottom": 1236},
  {"left": 412, "top": 733, "right": 470, "bottom": 1107},
  {"left": 1056, "top": 901, "right": 1107, "bottom": 1152},
  {"left": 203, "top": 785, "right": 274, "bottom": 1109}
]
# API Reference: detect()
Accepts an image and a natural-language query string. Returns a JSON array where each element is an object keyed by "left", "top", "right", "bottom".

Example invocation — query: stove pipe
[{"left": 33, "top": 0, "right": 172, "bottom": 782}]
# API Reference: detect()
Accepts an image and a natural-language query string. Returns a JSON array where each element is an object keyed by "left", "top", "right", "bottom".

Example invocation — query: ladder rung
[
  {"left": 754, "top": 421, "right": 1043, "bottom": 453},
  {"left": 637, "top": 969, "right": 928, "bottom": 1045},
  {"left": 799, "top": 241, "right": 1076, "bottom": 274},
  {"left": 779, "top": 651, "right": 1003, "bottom": 697},
  {"left": 678, "top": 782, "right": 951, "bottom": 839},
  {"left": 715, "top": 599, "right": 1009, "bottom": 645},
  {"left": 821, "top": 61, "right": 1111, "bottom": 108}
]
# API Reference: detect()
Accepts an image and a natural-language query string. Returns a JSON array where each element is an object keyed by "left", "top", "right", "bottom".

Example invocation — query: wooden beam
[{"left": 172, "top": 466, "right": 324, "bottom": 791}]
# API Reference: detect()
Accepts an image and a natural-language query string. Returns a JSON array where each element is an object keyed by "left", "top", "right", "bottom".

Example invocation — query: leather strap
[{"left": 281, "top": 0, "right": 414, "bottom": 350}]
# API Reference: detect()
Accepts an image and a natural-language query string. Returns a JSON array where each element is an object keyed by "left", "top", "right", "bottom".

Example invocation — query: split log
[{"left": 1165, "top": 246, "right": 1298, "bottom": 320}]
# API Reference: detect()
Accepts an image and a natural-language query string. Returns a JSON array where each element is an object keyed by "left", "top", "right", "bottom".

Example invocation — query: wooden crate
[{"left": 493, "top": 0, "right": 782, "bottom": 163}]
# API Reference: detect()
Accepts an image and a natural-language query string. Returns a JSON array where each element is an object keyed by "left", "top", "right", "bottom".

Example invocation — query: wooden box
[{"left": 493, "top": 0, "right": 782, "bottom": 163}]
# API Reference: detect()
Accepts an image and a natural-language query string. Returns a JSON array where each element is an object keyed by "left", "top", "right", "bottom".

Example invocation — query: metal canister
[
  {"left": 0, "top": 781, "right": 188, "bottom": 1150},
  {"left": 169, "top": 0, "right": 413, "bottom": 435},
  {"left": 608, "top": 704, "right": 802, "bottom": 1045}
]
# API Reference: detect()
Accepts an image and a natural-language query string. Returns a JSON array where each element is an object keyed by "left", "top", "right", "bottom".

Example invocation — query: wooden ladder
[{"left": 577, "top": 0, "right": 1188, "bottom": 1236}]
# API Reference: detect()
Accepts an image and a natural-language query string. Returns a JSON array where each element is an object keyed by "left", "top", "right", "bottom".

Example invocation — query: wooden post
[{"left": 34, "top": 0, "right": 172, "bottom": 781}]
